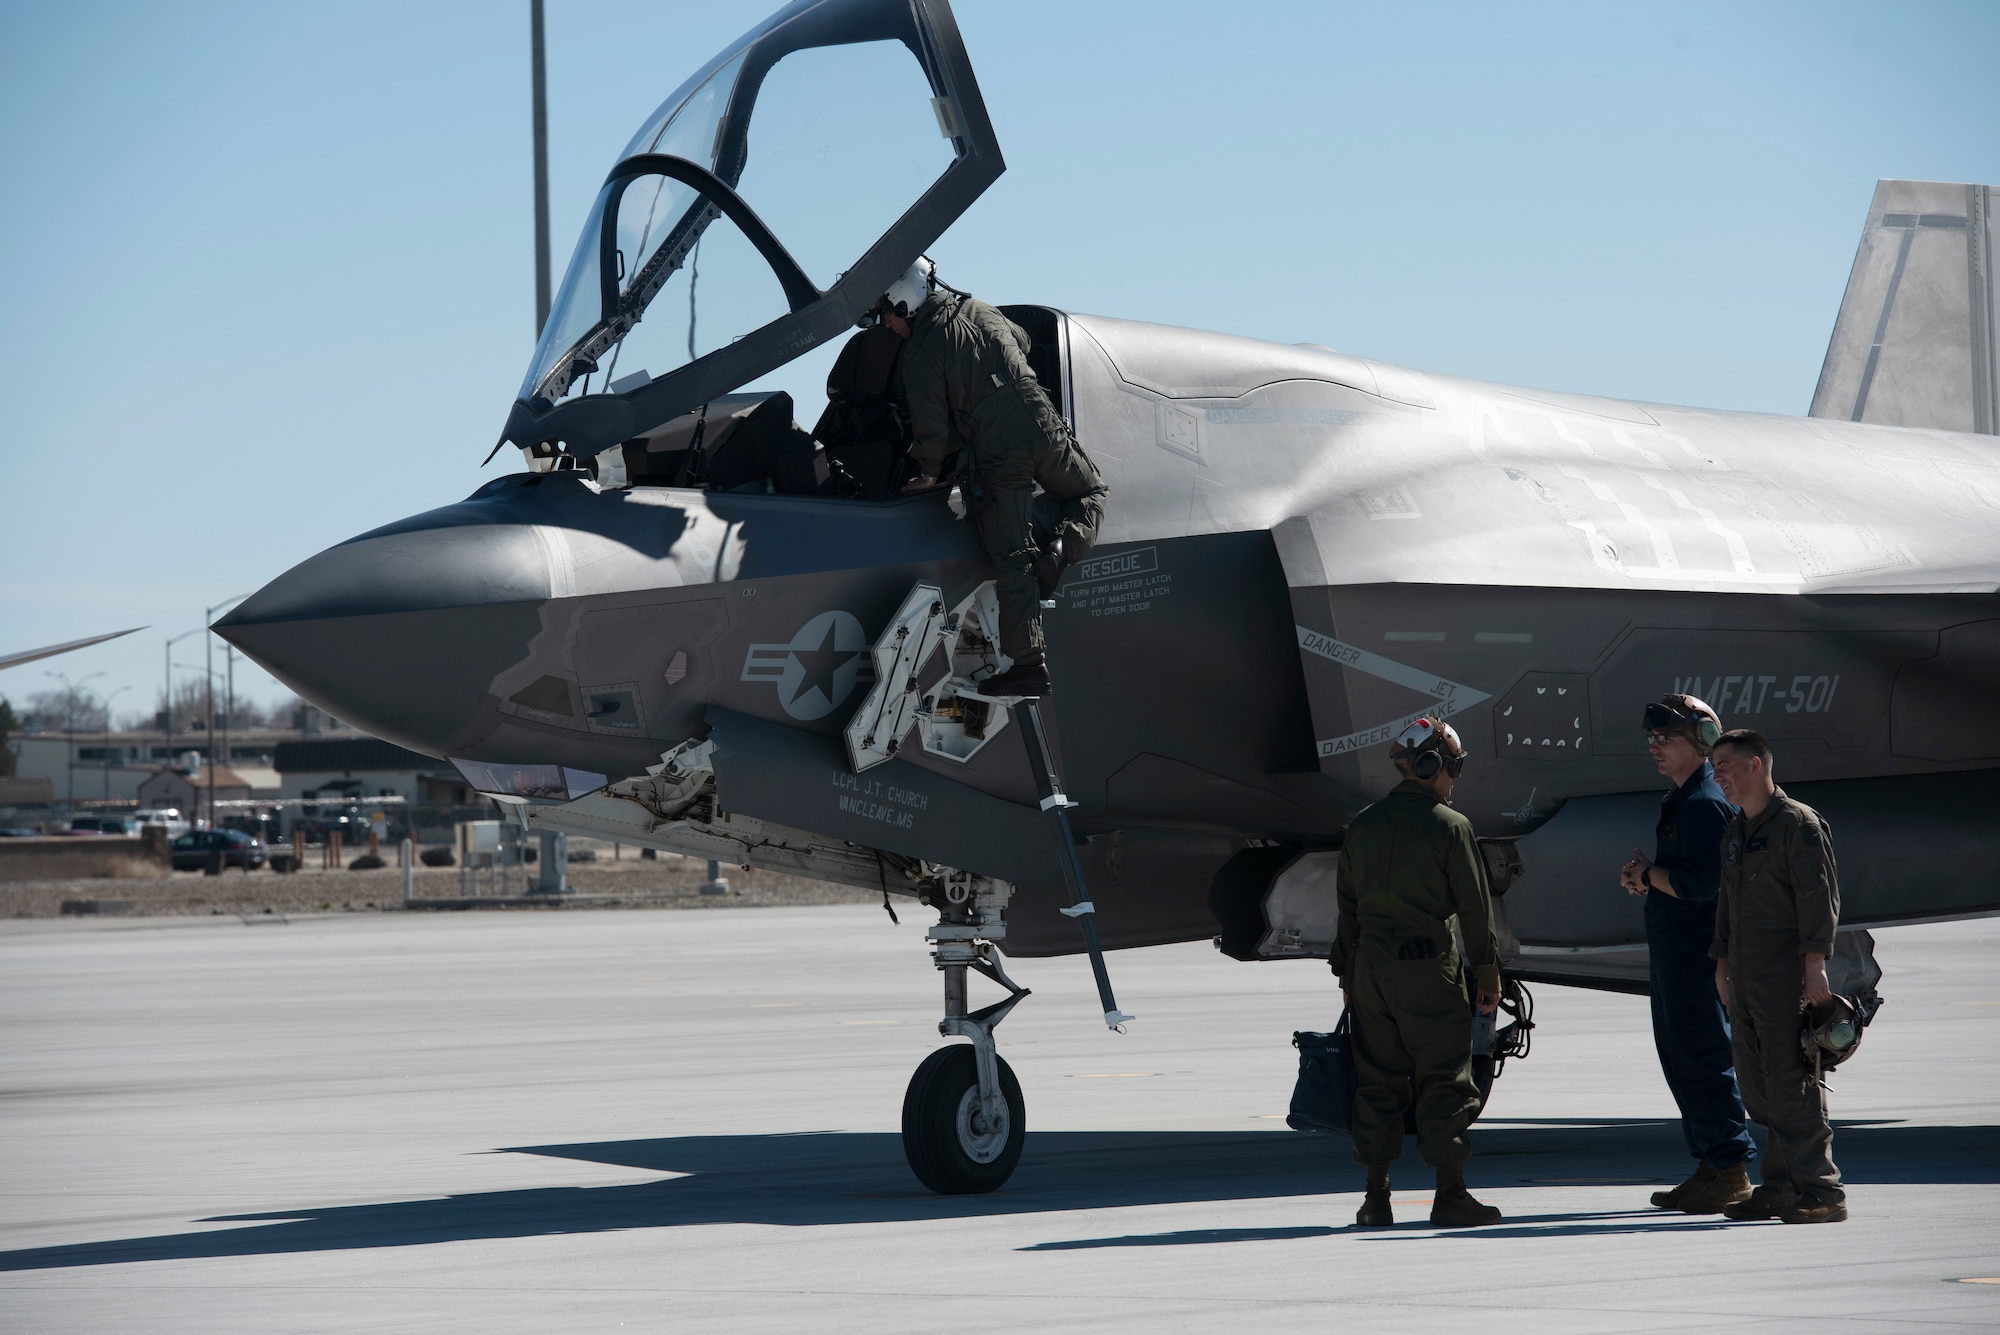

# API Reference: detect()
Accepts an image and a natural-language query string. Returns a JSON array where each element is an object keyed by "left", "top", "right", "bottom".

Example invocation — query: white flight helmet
[
  {"left": 876, "top": 255, "right": 936, "bottom": 321},
  {"left": 1391, "top": 716, "right": 1467, "bottom": 781}
]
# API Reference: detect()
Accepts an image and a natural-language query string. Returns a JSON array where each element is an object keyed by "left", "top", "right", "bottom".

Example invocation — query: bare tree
[
  {"left": 142, "top": 687, "right": 311, "bottom": 734},
  {"left": 149, "top": 683, "right": 212, "bottom": 735},
  {"left": 226, "top": 697, "right": 275, "bottom": 730},
  {"left": 22, "top": 686, "right": 109, "bottom": 734},
  {"left": 0, "top": 698, "right": 17, "bottom": 777}
]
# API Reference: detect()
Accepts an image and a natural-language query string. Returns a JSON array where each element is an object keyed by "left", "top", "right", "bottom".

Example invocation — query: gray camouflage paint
[
  {"left": 217, "top": 304, "right": 2000, "bottom": 962},
  {"left": 214, "top": 0, "right": 1999, "bottom": 972}
]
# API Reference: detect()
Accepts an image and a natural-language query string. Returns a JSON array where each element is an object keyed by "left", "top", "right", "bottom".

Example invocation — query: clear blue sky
[{"left": 3, "top": 0, "right": 1996, "bottom": 721}]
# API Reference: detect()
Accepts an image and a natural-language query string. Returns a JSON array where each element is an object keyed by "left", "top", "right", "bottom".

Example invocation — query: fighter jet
[{"left": 217, "top": 0, "right": 2000, "bottom": 1193}]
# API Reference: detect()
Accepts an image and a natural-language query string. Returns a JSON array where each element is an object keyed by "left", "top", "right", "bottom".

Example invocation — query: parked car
[
  {"left": 170, "top": 829, "right": 267, "bottom": 871},
  {"left": 69, "top": 816, "right": 141, "bottom": 836},
  {"left": 134, "top": 808, "right": 190, "bottom": 838},
  {"left": 0, "top": 828, "right": 42, "bottom": 838}
]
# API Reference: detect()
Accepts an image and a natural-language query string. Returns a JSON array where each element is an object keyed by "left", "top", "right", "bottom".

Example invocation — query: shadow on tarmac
[
  {"left": 2, "top": 1120, "right": 1992, "bottom": 1272},
  {"left": 1023, "top": 1226, "right": 1341, "bottom": 1249},
  {"left": 1030, "top": 1211, "right": 1736, "bottom": 1249}
]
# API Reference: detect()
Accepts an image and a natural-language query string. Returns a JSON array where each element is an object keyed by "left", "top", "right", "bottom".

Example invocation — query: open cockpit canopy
[{"left": 501, "top": 0, "right": 1002, "bottom": 464}]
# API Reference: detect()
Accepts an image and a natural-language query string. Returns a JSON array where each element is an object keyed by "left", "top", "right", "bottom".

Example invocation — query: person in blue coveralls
[{"left": 1618, "top": 693, "right": 1756, "bottom": 1213}]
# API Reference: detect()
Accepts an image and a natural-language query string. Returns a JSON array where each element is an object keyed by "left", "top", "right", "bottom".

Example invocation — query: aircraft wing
[{"left": 0, "top": 627, "right": 143, "bottom": 672}]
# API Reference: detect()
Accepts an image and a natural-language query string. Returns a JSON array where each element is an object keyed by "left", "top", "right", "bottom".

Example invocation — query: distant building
[
  {"left": 231, "top": 764, "right": 284, "bottom": 796},
  {"left": 0, "top": 777, "right": 53, "bottom": 807},
  {"left": 271, "top": 738, "right": 479, "bottom": 842},
  {"left": 137, "top": 765, "right": 256, "bottom": 827},
  {"left": 9, "top": 721, "right": 478, "bottom": 836},
  {"left": 8, "top": 718, "right": 362, "bottom": 808},
  {"left": 273, "top": 737, "right": 454, "bottom": 803}
]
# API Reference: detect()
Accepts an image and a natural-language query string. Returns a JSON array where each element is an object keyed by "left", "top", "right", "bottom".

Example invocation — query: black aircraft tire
[{"left": 901, "top": 1044, "right": 1026, "bottom": 1194}]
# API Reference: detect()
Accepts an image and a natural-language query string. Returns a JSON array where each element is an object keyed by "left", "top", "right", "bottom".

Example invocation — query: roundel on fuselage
[{"left": 741, "top": 610, "right": 870, "bottom": 721}]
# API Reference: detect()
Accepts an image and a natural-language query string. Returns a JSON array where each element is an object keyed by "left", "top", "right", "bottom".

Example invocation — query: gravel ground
[{"left": 0, "top": 850, "right": 884, "bottom": 919}]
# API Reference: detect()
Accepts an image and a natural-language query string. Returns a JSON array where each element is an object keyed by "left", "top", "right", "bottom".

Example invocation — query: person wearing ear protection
[
  {"left": 1618, "top": 693, "right": 1756, "bottom": 1214},
  {"left": 1329, "top": 716, "right": 1504, "bottom": 1228},
  {"left": 867, "top": 255, "right": 1107, "bottom": 699}
]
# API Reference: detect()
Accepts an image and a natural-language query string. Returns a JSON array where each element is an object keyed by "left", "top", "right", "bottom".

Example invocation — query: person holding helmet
[
  {"left": 871, "top": 257, "right": 1108, "bottom": 698},
  {"left": 1329, "top": 716, "right": 1504, "bottom": 1229},
  {"left": 1708, "top": 728, "right": 1848, "bottom": 1225},
  {"left": 1617, "top": 693, "right": 1756, "bottom": 1214}
]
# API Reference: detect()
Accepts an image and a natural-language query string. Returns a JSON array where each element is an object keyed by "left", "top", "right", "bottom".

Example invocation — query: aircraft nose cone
[{"left": 216, "top": 510, "right": 553, "bottom": 757}]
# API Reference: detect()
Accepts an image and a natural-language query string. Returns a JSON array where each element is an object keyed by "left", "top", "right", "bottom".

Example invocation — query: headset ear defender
[
  {"left": 1393, "top": 716, "right": 1464, "bottom": 781},
  {"left": 1647, "top": 695, "right": 1722, "bottom": 751}
]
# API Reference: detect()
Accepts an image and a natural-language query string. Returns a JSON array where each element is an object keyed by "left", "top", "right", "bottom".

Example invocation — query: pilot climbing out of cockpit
[
  {"left": 872, "top": 257, "right": 1108, "bottom": 698},
  {"left": 1330, "top": 718, "right": 1504, "bottom": 1229}
]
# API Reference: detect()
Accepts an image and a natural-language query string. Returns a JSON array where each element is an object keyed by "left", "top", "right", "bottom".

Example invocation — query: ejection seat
[{"left": 606, "top": 391, "right": 830, "bottom": 494}]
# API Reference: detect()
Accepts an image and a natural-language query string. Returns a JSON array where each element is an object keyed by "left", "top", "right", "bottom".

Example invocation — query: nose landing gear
[
  {"left": 903, "top": 1044, "right": 1025, "bottom": 1192},
  {"left": 902, "top": 870, "right": 1030, "bottom": 1193}
]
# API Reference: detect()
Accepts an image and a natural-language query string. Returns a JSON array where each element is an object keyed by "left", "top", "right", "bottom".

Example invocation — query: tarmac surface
[{"left": 0, "top": 906, "right": 1995, "bottom": 1332}]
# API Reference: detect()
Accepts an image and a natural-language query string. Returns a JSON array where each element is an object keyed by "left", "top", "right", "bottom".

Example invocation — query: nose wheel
[
  {"left": 902, "top": 1043, "right": 1026, "bottom": 1193},
  {"left": 873, "top": 661, "right": 1130, "bottom": 1195},
  {"left": 901, "top": 869, "right": 1031, "bottom": 1194}
]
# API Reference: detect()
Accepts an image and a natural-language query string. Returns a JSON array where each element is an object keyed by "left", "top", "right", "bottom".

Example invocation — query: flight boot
[
  {"left": 1429, "top": 1162, "right": 1502, "bottom": 1228},
  {"left": 1650, "top": 1162, "right": 1716, "bottom": 1210},
  {"left": 1674, "top": 1162, "right": 1754, "bottom": 1214},
  {"left": 1780, "top": 1197, "right": 1849, "bottom": 1225},
  {"left": 977, "top": 661, "right": 1050, "bottom": 698},
  {"left": 1722, "top": 1186, "right": 1790, "bottom": 1222},
  {"left": 1354, "top": 1163, "right": 1393, "bottom": 1228}
]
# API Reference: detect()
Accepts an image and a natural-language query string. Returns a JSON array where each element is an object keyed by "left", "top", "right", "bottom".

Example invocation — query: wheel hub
[{"left": 954, "top": 1085, "right": 1009, "bottom": 1163}]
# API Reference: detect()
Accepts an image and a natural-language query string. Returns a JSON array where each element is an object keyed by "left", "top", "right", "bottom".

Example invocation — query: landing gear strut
[
  {"left": 901, "top": 870, "right": 1030, "bottom": 1193},
  {"left": 861, "top": 581, "right": 1130, "bottom": 1192}
]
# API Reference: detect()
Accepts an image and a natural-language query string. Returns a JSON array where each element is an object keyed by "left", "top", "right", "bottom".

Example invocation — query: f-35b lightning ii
[{"left": 218, "top": 0, "right": 2000, "bottom": 1193}]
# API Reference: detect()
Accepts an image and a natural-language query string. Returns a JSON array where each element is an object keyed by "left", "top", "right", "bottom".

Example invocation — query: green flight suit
[
  {"left": 1710, "top": 787, "right": 1844, "bottom": 1207},
  {"left": 1331, "top": 779, "right": 1501, "bottom": 1167},
  {"left": 903, "top": 290, "right": 1107, "bottom": 666}
]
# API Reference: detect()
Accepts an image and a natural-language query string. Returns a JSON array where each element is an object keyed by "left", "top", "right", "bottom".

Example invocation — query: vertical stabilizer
[{"left": 1810, "top": 180, "right": 1998, "bottom": 434}]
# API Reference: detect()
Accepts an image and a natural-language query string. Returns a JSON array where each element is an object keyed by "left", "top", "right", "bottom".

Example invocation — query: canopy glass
[{"left": 502, "top": 0, "right": 1003, "bottom": 461}]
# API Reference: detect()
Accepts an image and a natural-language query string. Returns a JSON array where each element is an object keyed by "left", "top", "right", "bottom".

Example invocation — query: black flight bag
[{"left": 1288, "top": 1008, "right": 1357, "bottom": 1135}]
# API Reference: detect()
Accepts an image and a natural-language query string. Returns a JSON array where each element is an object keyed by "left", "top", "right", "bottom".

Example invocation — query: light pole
[
  {"left": 531, "top": 0, "right": 551, "bottom": 334},
  {"left": 44, "top": 670, "right": 103, "bottom": 813},
  {"left": 203, "top": 594, "right": 249, "bottom": 830},
  {"left": 173, "top": 661, "right": 222, "bottom": 823},
  {"left": 163, "top": 627, "right": 203, "bottom": 772},
  {"left": 100, "top": 686, "right": 129, "bottom": 800},
  {"left": 174, "top": 663, "right": 225, "bottom": 759},
  {"left": 223, "top": 643, "right": 235, "bottom": 799}
]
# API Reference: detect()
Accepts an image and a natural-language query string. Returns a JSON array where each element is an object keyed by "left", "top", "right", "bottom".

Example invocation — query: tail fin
[{"left": 1810, "top": 180, "right": 1998, "bottom": 434}]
